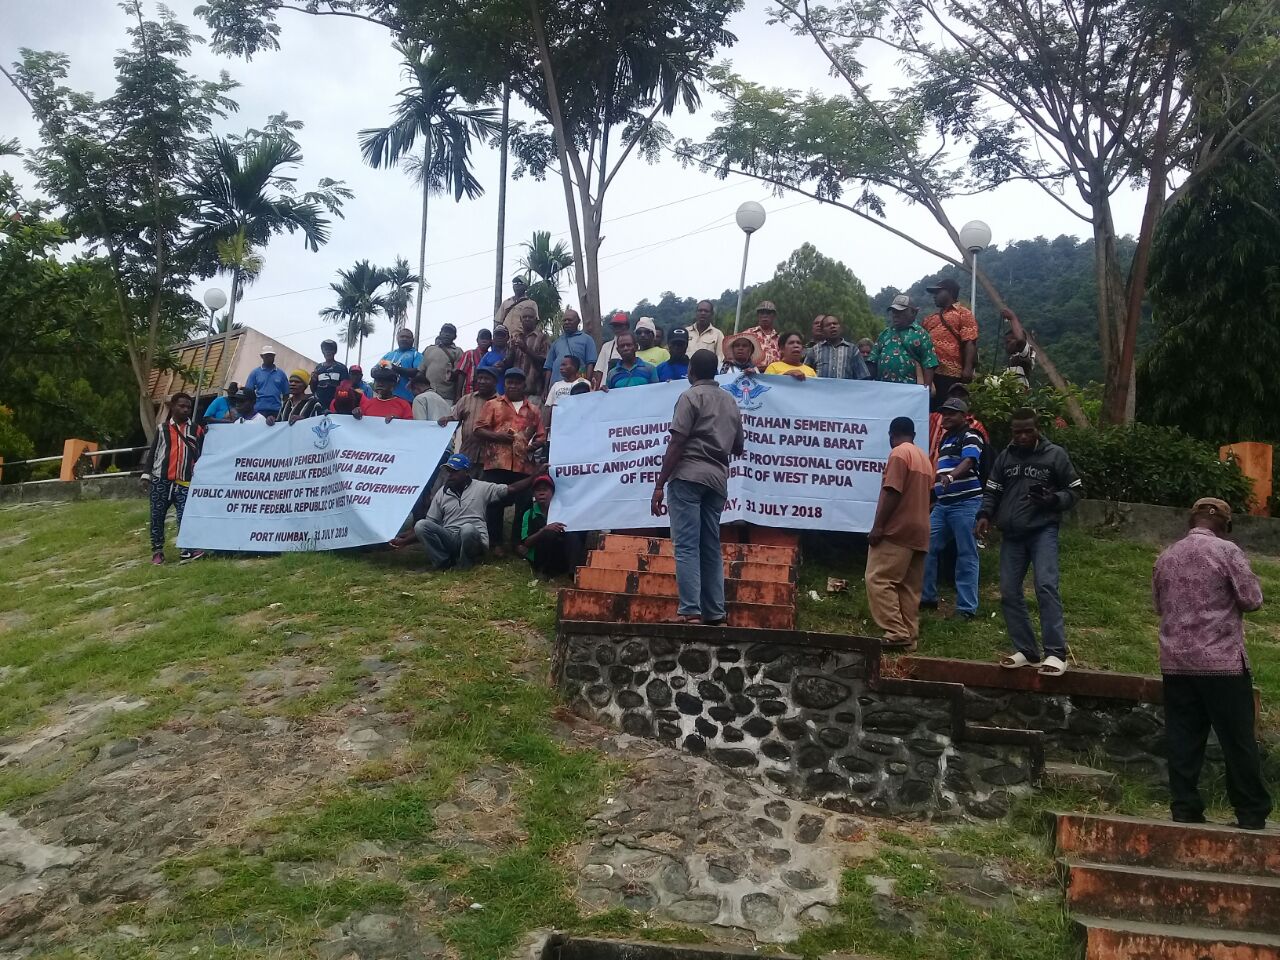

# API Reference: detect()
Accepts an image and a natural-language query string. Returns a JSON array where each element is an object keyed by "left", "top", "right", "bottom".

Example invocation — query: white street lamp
[
  {"left": 958, "top": 220, "right": 991, "bottom": 316},
  {"left": 733, "top": 201, "right": 767, "bottom": 334},
  {"left": 194, "top": 287, "right": 227, "bottom": 421}
]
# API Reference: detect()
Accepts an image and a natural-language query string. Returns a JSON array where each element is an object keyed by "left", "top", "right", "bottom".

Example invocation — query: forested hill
[{"left": 869, "top": 235, "right": 1144, "bottom": 386}]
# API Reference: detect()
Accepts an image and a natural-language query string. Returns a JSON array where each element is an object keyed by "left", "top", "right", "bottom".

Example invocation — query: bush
[
  {"left": 1051, "top": 423, "right": 1255, "bottom": 513},
  {"left": 967, "top": 373, "right": 1099, "bottom": 450},
  {"left": 0, "top": 405, "right": 35, "bottom": 484}
]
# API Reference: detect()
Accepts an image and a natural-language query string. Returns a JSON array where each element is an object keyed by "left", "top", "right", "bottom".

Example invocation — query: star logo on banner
[
  {"left": 723, "top": 374, "right": 770, "bottom": 411},
  {"left": 312, "top": 416, "right": 341, "bottom": 450}
]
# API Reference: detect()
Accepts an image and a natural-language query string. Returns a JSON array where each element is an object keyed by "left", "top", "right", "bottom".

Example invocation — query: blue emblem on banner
[
  {"left": 312, "top": 416, "right": 341, "bottom": 450},
  {"left": 723, "top": 374, "right": 770, "bottom": 411}
]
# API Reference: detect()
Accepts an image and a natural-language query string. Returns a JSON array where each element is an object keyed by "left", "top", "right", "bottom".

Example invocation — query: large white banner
[
  {"left": 177, "top": 415, "right": 456, "bottom": 552},
  {"left": 548, "top": 374, "right": 929, "bottom": 532}
]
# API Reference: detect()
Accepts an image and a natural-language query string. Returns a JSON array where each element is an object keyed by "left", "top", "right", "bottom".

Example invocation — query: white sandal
[
  {"left": 1000, "top": 652, "right": 1036, "bottom": 669},
  {"left": 1038, "top": 655, "right": 1067, "bottom": 677}
]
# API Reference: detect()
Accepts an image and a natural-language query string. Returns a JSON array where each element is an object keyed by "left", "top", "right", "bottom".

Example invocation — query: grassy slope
[{"left": 2, "top": 501, "right": 1277, "bottom": 959}]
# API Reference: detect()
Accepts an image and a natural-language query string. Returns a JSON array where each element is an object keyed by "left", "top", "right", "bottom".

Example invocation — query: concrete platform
[
  {"left": 1055, "top": 812, "right": 1280, "bottom": 877},
  {"left": 1073, "top": 915, "right": 1280, "bottom": 960}
]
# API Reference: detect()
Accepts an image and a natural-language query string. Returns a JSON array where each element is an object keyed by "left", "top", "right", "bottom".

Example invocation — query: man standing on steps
[
  {"left": 312, "top": 339, "right": 348, "bottom": 411},
  {"left": 1153, "top": 498, "right": 1272, "bottom": 830},
  {"left": 382, "top": 328, "right": 425, "bottom": 403},
  {"left": 651, "top": 349, "right": 744, "bottom": 625},
  {"left": 922, "top": 277, "right": 978, "bottom": 408},
  {"left": 141, "top": 392, "right": 204, "bottom": 565},
  {"left": 865, "top": 416, "right": 932, "bottom": 650},
  {"left": 977, "top": 408, "right": 1083, "bottom": 677},
  {"left": 496, "top": 274, "right": 539, "bottom": 338}
]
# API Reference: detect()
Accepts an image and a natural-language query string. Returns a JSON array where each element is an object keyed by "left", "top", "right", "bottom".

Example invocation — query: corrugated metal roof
[{"left": 147, "top": 331, "right": 242, "bottom": 403}]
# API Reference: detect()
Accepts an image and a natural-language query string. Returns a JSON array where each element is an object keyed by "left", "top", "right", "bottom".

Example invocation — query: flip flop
[
  {"left": 1038, "top": 655, "right": 1067, "bottom": 677},
  {"left": 1000, "top": 652, "right": 1037, "bottom": 669},
  {"left": 662, "top": 615, "right": 703, "bottom": 625}
]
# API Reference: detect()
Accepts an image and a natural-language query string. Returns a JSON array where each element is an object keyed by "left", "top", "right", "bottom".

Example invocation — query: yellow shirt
[{"left": 765, "top": 361, "right": 817, "bottom": 378}]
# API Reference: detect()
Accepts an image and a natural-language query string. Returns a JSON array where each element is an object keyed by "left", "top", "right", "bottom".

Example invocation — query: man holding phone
[{"left": 976, "top": 408, "right": 1083, "bottom": 676}]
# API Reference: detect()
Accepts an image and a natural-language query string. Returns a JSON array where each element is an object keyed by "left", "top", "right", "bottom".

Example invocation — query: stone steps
[
  {"left": 1072, "top": 915, "right": 1280, "bottom": 960},
  {"left": 574, "top": 566, "right": 797, "bottom": 607},
  {"left": 582, "top": 549, "right": 796, "bottom": 584},
  {"left": 1054, "top": 812, "right": 1280, "bottom": 958},
  {"left": 598, "top": 534, "right": 799, "bottom": 566}
]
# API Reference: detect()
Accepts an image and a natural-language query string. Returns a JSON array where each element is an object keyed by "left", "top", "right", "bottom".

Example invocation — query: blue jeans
[
  {"left": 923, "top": 498, "right": 981, "bottom": 615},
  {"left": 999, "top": 525, "right": 1066, "bottom": 660},
  {"left": 666, "top": 478, "right": 727, "bottom": 621}
]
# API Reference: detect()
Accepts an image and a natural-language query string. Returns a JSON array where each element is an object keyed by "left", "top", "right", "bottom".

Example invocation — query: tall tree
[
  {"left": 213, "top": 227, "right": 263, "bottom": 322},
  {"left": 186, "top": 132, "right": 351, "bottom": 329},
  {"left": 358, "top": 42, "right": 498, "bottom": 341},
  {"left": 734, "top": 0, "right": 1280, "bottom": 424},
  {"left": 381, "top": 255, "right": 423, "bottom": 347},
  {"left": 518, "top": 229, "right": 574, "bottom": 325},
  {"left": 4, "top": 3, "right": 236, "bottom": 437},
  {"left": 319, "top": 260, "right": 390, "bottom": 365},
  {"left": 752, "top": 243, "right": 879, "bottom": 341}
]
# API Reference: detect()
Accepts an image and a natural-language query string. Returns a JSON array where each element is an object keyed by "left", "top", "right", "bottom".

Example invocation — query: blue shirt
[
  {"left": 478, "top": 348, "right": 512, "bottom": 395},
  {"left": 203, "top": 395, "right": 232, "bottom": 423},
  {"left": 606, "top": 358, "right": 659, "bottom": 389},
  {"left": 934, "top": 427, "right": 985, "bottom": 502},
  {"left": 544, "top": 331, "right": 599, "bottom": 384},
  {"left": 245, "top": 365, "right": 289, "bottom": 415},
  {"left": 656, "top": 358, "right": 690, "bottom": 383},
  {"left": 381, "top": 348, "right": 424, "bottom": 402}
]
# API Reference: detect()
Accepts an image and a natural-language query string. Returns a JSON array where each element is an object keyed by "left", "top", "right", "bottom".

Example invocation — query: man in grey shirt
[
  {"left": 392, "top": 453, "right": 546, "bottom": 569},
  {"left": 651, "top": 349, "right": 745, "bottom": 624}
]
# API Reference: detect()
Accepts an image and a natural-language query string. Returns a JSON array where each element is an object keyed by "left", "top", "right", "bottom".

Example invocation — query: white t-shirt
[{"left": 547, "top": 377, "right": 589, "bottom": 407}]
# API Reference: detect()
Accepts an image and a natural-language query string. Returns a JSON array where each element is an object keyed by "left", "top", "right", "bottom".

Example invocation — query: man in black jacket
[{"left": 976, "top": 408, "right": 1083, "bottom": 676}]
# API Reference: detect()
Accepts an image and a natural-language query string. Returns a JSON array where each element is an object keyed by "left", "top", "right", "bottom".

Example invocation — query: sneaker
[
  {"left": 179, "top": 549, "right": 206, "bottom": 564},
  {"left": 151, "top": 551, "right": 164, "bottom": 565},
  {"left": 1172, "top": 813, "right": 1207, "bottom": 825},
  {"left": 1235, "top": 819, "right": 1267, "bottom": 830}
]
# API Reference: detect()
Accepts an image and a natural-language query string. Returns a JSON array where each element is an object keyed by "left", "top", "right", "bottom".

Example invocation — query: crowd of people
[{"left": 135, "top": 275, "right": 1271, "bottom": 830}]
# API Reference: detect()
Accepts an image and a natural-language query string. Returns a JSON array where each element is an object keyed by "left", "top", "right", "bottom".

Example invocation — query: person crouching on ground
[
  {"left": 976, "top": 408, "right": 1083, "bottom": 676},
  {"left": 865, "top": 416, "right": 932, "bottom": 650},
  {"left": 517, "top": 474, "right": 583, "bottom": 578},
  {"left": 1153, "top": 497, "right": 1272, "bottom": 830},
  {"left": 390, "top": 454, "right": 548, "bottom": 570},
  {"left": 651, "top": 349, "right": 744, "bottom": 625},
  {"left": 141, "top": 392, "right": 204, "bottom": 565}
]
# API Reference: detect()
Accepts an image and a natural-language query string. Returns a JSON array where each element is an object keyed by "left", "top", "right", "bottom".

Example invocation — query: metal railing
[{"left": 1, "top": 444, "right": 148, "bottom": 484}]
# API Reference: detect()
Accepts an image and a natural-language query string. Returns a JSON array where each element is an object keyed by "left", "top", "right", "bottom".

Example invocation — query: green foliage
[
  {"left": 518, "top": 230, "right": 575, "bottom": 325},
  {"left": 319, "top": 260, "right": 393, "bottom": 356},
  {"left": 752, "top": 243, "right": 878, "bottom": 340},
  {"left": 967, "top": 372, "right": 1099, "bottom": 450},
  {"left": 1053, "top": 424, "right": 1255, "bottom": 513}
]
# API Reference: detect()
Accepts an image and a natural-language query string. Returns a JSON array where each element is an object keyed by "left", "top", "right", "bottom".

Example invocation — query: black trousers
[
  {"left": 482, "top": 468, "right": 530, "bottom": 550},
  {"left": 1163, "top": 673, "right": 1272, "bottom": 824},
  {"left": 932, "top": 373, "right": 962, "bottom": 410},
  {"left": 529, "top": 529, "right": 586, "bottom": 578}
]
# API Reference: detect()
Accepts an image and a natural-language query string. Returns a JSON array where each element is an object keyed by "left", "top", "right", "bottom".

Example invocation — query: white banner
[
  {"left": 177, "top": 415, "right": 456, "bottom": 552},
  {"left": 548, "top": 374, "right": 929, "bottom": 533}
]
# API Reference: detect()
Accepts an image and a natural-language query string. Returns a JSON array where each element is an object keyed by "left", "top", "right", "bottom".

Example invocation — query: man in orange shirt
[
  {"left": 922, "top": 278, "right": 978, "bottom": 410},
  {"left": 474, "top": 368, "right": 546, "bottom": 554},
  {"left": 866, "top": 416, "right": 933, "bottom": 650}
]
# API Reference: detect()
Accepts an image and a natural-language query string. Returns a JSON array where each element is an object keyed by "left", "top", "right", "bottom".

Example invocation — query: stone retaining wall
[
  {"left": 555, "top": 621, "right": 1043, "bottom": 820},
  {"left": 1071, "top": 499, "right": 1280, "bottom": 555},
  {"left": 0, "top": 475, "right": 143, "bottom": 504}
]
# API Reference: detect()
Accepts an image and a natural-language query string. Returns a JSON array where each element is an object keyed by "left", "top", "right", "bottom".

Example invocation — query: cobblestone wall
[{"left": 555, "top": 624, "right": 1042, "bottom": 820}]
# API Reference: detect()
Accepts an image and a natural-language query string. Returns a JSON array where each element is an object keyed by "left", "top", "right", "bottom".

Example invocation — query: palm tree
[
  {"left": 319, "top": 261, "right": 390, "bottom": 365},
  {"left": 519, "top": 230, "right": 576, "bottom": 326},
  {"left": 381, "top": 256, "right": 424, "bottom": 349},
  {"left": 186, "top": 136, "right": 335, "bottom": 328},
  {"left": 358, "top": 42, "right": 500, "bottom": 341},
  {"left": 214, "top": 229, "right": 263, "bottom": 321}
]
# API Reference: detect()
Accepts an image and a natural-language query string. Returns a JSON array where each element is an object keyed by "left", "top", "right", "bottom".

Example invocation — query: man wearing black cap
[
  {"left": 742, "top": 301, "right": 782, "bottom": 367},
  {"left": 497, "top": 275, "right": 539, "bottom": 339},
  {"left": 922, "top": 278, "right": 978, "bottom": 408},
  {"left": 868, "top": 295, "right": 938, "bottom": 389},
  {"left": 656, "top": 327, "right": 691, "bottom": 382},
  {"left": 353, "top": 365, "right": 414, "bottom": 420},
  {"left": 922, "top": 397, "right": 986, "bottom": 619},
  {"left": 312, "top": 339, "right": 349, "bottom": 410}
]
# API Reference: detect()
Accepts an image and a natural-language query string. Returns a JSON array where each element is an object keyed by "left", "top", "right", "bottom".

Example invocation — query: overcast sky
[{"left": 2, "top": 0, "right": 1146, "bottom": 361}]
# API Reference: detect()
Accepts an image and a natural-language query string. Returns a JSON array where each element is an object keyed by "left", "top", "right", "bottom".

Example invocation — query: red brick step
[
  {"left": 1055, "top": 812, "right": 1280, "bottom": 877},
  {"left": 583, "top": 549, "right": 796, "bottom": 584},
  {"left": 1062, "top": 859, "right": 1280, "bottom": 934},
  {"left": 574, "top": 566, "right": 796, "bottom": 607},
  {"left": 1074, "top": 915, "right": 1280, "bottom": 960},
  {"left": 558, "top": 589, "right": 795, "bottom": 630},
  {"left": 597, "top": 534, "right": 797, "bottom": 566}
]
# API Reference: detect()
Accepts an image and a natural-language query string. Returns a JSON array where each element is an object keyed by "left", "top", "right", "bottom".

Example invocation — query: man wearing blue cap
[{"left": 395, "top": 452, "right": 548, "bottom": 570}]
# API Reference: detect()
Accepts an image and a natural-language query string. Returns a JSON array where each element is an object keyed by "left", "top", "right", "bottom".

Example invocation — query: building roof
[{"left": 147, "top": 327, "right": 319, "bottom": 404}]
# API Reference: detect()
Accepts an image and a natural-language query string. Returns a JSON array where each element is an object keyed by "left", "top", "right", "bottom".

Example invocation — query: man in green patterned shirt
[{"left": 869, "top": 294, "right": 939, "bottom": 388}]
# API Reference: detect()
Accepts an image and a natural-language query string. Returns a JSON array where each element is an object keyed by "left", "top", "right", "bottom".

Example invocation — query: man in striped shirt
[
  {"left": 804, "top": 315, "right": 871, "bottom": 380},
  {"left": 922, "top": 398, "right": 985, "bottom": 618},
  {"left": 141, "top": 392, "right": 204, "bottom": 565}
]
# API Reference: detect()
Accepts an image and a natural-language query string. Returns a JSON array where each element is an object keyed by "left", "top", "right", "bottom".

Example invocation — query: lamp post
[
  {"left": 733, "top": 201, "right": 767, "bottom": 333},
  {"left": 958, "top": 220, "right": 992, "bottom": 372},
  {"left": 194, "top": 288, "right": 228, "bottom": 422}
]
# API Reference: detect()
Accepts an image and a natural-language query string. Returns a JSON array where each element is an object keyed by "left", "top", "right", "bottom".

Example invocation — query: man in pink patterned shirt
[{"left": 1152, "top": 497, "right": 1271, "bottom": 829}]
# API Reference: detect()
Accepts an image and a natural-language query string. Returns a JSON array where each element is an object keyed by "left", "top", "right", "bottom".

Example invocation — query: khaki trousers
[{"left": 865, "top": 539, "right": 926, "bottom": 644}]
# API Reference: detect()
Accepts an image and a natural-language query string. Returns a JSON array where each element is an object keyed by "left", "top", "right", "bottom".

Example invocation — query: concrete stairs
[
  {"left": 558, "top": 530, "right": 800, "bottom": 629},
  {"left": 1054, "top": 811, "right": 1280, "bottom": 959}
]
